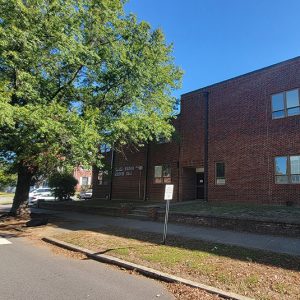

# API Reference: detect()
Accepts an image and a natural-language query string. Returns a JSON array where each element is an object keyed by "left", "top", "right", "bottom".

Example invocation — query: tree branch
[{"left": 51, "top": 64, "right": 84, "bottom": 100}]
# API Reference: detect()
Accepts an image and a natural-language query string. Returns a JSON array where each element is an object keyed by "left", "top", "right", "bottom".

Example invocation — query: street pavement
[{"left": 0, "top": 236, "right": 173, "bottom": 300}]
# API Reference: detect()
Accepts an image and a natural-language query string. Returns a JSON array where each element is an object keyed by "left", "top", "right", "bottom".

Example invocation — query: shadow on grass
[{"left": 91, "top": 246, "right": 139, "bottom": 256}]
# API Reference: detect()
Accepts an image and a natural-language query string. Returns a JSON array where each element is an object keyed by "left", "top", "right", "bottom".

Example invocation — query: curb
[{"left": 43, "top": 237, "right": 254, "bottom": 300}]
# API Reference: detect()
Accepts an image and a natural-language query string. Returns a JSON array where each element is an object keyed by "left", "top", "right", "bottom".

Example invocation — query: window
[
  {"left": 272, "top": 89, "right": 300, "bottom": 119},
  {"left": 98, "top": 170, "right": 108, "bottom": 185},
  {"left": 215, "top": 162, "right": 225, "bottom": 185},
  {"left": 154, "top": 165, "right": 171, "bottom": 184},
  {"left": 275, "top": 156, "right": 300, "bottom": 184},
  {"left": 81, "top": 177, "right": 89, "bottom": 186}
]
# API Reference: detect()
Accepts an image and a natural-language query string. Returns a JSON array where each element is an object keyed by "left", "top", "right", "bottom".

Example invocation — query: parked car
[
  {"left": 79, "top": 189, "right": 92, "bottom": 200},
  {"left": 28, "top": 188, "right": 56, "bottom": 206},
  {"left": 29, "top": 187, "right": 53, "bottom": 198}
]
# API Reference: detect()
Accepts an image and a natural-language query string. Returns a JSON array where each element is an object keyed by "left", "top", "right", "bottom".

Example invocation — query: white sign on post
[
  {"left": 164, "top": 184, "right": 174, "bottom": 200},
  {"left": 162, "top": 184, "right": 174, "bottom": 244}
]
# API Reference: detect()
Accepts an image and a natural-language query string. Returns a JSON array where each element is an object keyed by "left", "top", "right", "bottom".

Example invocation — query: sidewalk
[{"left": 33, "top": 207, "right": 300, "bottom": 257}]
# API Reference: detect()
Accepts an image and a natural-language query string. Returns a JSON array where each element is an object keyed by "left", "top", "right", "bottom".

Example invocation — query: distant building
[
  {"left": 73, "top": 167, "right": 92, "bottom": 191},
  {"left": 93, "top": 57, "right": 300, "bottom": 205}
]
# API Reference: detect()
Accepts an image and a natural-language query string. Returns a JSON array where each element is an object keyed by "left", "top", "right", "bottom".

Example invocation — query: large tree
[{"left": 0, "top": 0, "right": 182, "bottom": 216}]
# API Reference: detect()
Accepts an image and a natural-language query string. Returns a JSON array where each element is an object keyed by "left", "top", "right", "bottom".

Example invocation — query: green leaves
[
  {"left": 48, "top": 172, "right": 78, "bottom": 201},
  {"left": 0, "top": 0, "right": 182, "bottom": 175}
]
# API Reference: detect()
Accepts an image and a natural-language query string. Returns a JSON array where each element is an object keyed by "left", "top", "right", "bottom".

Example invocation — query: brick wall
[
  {"left": 92, "top": 158, "right": 110, "bottom": 200},
  {"left": 180, "top": 92, "right": 205, "bottom": 168},
  {"left": 93, "top": 57, "right": 300, "bottom": 205},
  {"left": 73, "top": 167, "right": 93, "bottom": 191},
  {"left": 204, "top": 57, "right": 300, "bottom": 204},
  {"left": 111, "top": 146, "right": 147, "bottom": 201},
  {"left": 92, "top": 119, "right": 180, "bottom": 202}
]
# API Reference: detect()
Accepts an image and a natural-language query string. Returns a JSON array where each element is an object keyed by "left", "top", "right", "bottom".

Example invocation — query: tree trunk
[{"left": 10, "top": 165, "right": 33, "bottom": 218}]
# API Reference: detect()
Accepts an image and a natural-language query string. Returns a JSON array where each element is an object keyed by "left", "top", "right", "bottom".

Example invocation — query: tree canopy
[{"left": 0, "top": 0, "right": 182, "bottom": 214}]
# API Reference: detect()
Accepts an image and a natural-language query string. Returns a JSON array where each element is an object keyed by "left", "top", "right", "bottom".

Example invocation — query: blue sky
[{"left": 125, "top": 0, "right": 300, "bottom": 98}]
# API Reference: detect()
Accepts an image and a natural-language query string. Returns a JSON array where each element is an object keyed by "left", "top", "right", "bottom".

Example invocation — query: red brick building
[
  {"left": 93, "top": 57, "right": 300, "bottom": 205},
  {"left": 73, "top": 167, "right": 92, "bottom": 191}
]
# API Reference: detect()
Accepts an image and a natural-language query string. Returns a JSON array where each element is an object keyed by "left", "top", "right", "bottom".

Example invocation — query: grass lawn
[
  {"left": 53, "top": 226, "right": 300, "bottom": 300},
  {"left": 0, "top": 192, "right": 14, "bottom": 197},
  {"left": 0, "top": 192, "right": 14, "bottom": 204},
  {"left": 169, "top": 202, "right": 300, "bottom": 223}
]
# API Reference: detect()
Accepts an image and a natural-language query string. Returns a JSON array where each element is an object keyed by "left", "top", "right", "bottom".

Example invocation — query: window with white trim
[
  {"left": 272, "top": 89, "right": 300, "bottom": 119},
  {"left": 81, "top": 176, "right": 89, "bottom": 186}
]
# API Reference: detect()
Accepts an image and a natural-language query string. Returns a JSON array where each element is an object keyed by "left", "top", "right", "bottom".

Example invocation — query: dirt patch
[{"left": 165, "top": 283, "right": 222, "bottom": 300}]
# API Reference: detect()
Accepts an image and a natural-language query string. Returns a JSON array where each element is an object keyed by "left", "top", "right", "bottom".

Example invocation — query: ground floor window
[
  {"left": 275, "top": 155, "right": 300, "bottom": 184},
  {"left": 215, "top": 162, "right": 225, "bottom": 185},
  {"left": 154, "top": 165, "right": 171, "bottom": 184}
]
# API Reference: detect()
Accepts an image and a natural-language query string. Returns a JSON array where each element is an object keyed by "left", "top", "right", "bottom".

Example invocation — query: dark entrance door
[{"left": 196, "top": 172, "right": 204, "bottom": 199}]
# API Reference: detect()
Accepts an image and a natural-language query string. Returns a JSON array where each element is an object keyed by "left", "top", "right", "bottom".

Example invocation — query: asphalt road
[{"left": 0, "top": 236, "right": 173, "bottom": 300}]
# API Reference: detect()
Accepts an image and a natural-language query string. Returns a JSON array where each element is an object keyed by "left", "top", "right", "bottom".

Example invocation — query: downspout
[
  {"left": 109, "top": 148, "right": 115, "bottom": 201},
  {"left": 203, "top": 91, "right": 209, "bottom": 202},
  {"left": 177, "top": 159, "right": 180, "bottom": 202},
  {"left": 177, "top": 138, "right": 181, "bottom": 202},
  {"left": 143, "top": 143, "right": 149, "bottom": 201}
]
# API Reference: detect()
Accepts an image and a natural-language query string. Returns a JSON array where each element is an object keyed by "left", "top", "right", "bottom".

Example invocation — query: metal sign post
[{"left": 162, "top": 184, "right": 174, "bottom": 244}]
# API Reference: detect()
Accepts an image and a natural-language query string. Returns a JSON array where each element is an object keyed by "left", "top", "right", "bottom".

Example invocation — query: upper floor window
[
  {"left": 272, "top": 89, "right": 300, "bottom": 119},
  {"left": 215, "top": 162, "right": 225, "bottom": 185},
  {"left": 154, "top": 165, "right": 171, "bottom": 184},
  {"left": 275, "top": 156, "right": 300, "bottom": 184}
]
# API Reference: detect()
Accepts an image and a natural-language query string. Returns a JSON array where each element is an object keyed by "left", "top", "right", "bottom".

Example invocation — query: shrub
[
  {"left": 0, "top": 163, "right": 17, "bottom": 190},
  {"left": 48, "top": 172, "right": 78, "bottom": 201}
]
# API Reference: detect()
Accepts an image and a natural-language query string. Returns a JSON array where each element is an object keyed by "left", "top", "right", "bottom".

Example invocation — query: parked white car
[
  {"left": 28, "top": 188, "right": 56, "bottom": 206},
  {"left": 29, "top": 187, "right": 53, "bottom": 198},
  {"left": 79, "top": 189, "right": 92, "bottom": 200}
]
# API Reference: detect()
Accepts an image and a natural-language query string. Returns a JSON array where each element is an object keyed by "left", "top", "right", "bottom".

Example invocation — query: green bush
[
  {"left": 48, "top": 172, "right": 78, "bottom": 201},
  {"left": 0, "top": 163, "right": 17, "bottom": 191}
]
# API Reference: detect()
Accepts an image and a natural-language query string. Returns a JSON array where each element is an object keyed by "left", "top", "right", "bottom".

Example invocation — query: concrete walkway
[{"left": 28, "top": 207, "right": 300, "bottom": 257}]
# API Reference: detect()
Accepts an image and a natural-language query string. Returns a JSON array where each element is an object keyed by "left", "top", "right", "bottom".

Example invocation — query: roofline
[{"left": 181, "top": 56, "right": 300, "bottom": 97}]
